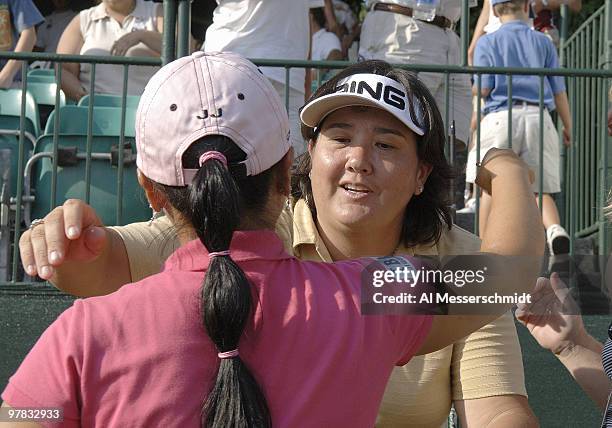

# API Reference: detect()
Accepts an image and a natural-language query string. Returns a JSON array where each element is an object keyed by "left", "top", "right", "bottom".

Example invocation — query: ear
[
  {"left": 307, "top": 139, "right": 315, "bottom": 156},
  {"left": 492, "top": 7, "right": 499, "bottom": 17},
  {"left": 416, "top": 161, "right": 433, "bottom": 190},
  {"left": 137, "top": 170, "right": 168, "bottom": 211},
  {"left": 276, "top": 148, "right": 294, "bottom": 197}
]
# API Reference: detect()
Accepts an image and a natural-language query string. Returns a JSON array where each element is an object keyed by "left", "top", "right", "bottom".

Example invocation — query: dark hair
[
  {"left": 293, "top": 60, "right": 454, "bottom": 248},
  {"left": 310, "top": 7, "right": 326, "bottom": 29},
  {"left": 156, "top": 136, "right": 283, "bottom": 428},
  {"left": 493, "top": 0, "right": 527, "bottom": 16}
]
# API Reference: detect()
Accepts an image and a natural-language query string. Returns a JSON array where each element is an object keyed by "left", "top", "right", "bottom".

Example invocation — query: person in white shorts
[{"left": 470, "top": 0, "right": 572, "bottom": 255}]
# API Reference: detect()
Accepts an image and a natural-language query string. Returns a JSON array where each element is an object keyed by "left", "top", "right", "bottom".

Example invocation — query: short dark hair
[
  {"left": 293, "top": 60, "right": 455, "bottom": 249},
  {"left": 493, "top": 0, "right": 527, "bottom": 16}
]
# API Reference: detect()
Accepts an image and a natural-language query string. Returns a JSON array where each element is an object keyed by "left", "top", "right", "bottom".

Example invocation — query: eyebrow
[
  {"left": 324, "top": 123, "right": 406, "bottom": 138},
  {"left": 373, "top": 127, "right": 406, "bottom": 138},
  {"left": 324, "top": 122, "right": 353, "bottom": 130}
]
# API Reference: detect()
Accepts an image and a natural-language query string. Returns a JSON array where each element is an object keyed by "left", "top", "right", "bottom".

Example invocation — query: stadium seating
[
  {"left": 27, "top": 68, "right": 55, "bottom": 78},
  {"left": 0, "top": 89, "right": 40, "bottom": 197},
  {"left": 26, "top": 82, "right": 67, "bottom": 130},
  {"left": 26, "top": 74, "right": 56, "bottom": 84},
  {"left": 26, "top": 106, "right": 149, "bottom": 226},
  {"left": 78, "top": 94, "right": 141, "bottom": 108}
]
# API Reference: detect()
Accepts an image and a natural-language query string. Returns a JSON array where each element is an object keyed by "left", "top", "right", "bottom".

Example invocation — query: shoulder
[
  {"left": 436, "top": 224, "right": 481, "bottom": 255},
  {"left": 8, "top": 0, "right": 43, "bottom": 28},
  {"left": 135, "top": 0, "right": 159, "bottom": 19},
  {"left": 274, "top": 204, "right": 295, "bottom": 255}
]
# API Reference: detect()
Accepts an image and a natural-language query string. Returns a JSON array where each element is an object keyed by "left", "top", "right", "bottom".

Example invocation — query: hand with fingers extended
[
  {"left": 515, "top": 273, "right": 586, "bottom": 355},
  {"left": 19, "top": 199, "right": 107, "bottom": 282}
]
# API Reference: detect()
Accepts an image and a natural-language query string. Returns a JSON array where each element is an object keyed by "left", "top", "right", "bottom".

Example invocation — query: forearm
[
  {"left": 0, "top": 28, "right": 37, "bottom": 81},
  {"left": 481, "top": 168, "right": 545, "bottom": 257},
  {"left": 468, "top": 24, "right": 487, "bottom": 66},
  {"left": 554, "top": 92, "right": 572, "bottom": 131},
  {"left": 51, "top": 228, "right": 130, "bottom": 297},
  {"left": 557, "top": 333, "right": 609, "bottom": 409},
  {"left": 135, "top": 30, "right": 162, "bottom": 55},
  {"left": 324, "top": 0, "right": 340, "bottom": 37},
  {"left": 60, "top": 65, "right": 87, "bottom": 101}
]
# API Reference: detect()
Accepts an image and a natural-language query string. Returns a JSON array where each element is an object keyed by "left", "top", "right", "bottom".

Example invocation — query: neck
[
  {"left": 106, "top": 1, "right": 136, "bottom": 18},
  {"left": 172, "top": 209, "right": 279, "bottom": 247},
  {"left": 500, "top": 13, "right": 528, "bottom": 23},
  {"left": 315, "top": 217, "right": 402, "bottom": 261}
]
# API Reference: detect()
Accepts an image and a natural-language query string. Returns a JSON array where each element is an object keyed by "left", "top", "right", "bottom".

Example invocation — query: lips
[
  {"left": 341, "top": 184, "right": 370, "bottom": 193},
  {"left": 339, "top": 182, "right": 373, "bottom": 198}
]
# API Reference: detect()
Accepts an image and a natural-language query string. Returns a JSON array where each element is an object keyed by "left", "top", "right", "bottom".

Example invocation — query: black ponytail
[
  {"left": 156, "top": 136, "right": 278, "bottom": 428},
  {"left": 192, "top": 160, "right": 270, "bottom": 428}
]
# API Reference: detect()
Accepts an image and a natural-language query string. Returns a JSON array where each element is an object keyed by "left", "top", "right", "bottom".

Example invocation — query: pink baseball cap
[{"left": 136, "top": 51, "right": 291, "bottom": 186}]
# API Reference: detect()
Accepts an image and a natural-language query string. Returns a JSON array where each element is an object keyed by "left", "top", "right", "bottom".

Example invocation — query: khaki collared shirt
[{"left": 113, "top": 200, "right": 527, "bottom": 427}]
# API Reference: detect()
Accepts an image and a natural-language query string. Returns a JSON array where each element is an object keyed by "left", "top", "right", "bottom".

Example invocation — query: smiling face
[{"left": 309, "top": 106, "right": 432, "bottom": 235}]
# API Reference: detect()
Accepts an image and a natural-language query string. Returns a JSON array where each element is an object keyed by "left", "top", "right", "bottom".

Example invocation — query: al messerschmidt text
[{"left": 372, "top": 292, "right": 531, "bottom": 305}]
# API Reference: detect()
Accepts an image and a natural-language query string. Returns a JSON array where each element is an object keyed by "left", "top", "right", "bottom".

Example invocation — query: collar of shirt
[
  {"left": 499, "top": 19, "right": 531, "bottom": 29},
  {"left": 162, "top": 230, "right": 291, "bottom": 272},
  {"left": 291, "top": 198, "right": 439, "bottom": 262},
  {"left": 91, "top": 0, "right": 149, "bottom": 22}
]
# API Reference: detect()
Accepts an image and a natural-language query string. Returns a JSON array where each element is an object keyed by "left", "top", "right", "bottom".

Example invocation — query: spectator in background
[
  {"left": 469, "top": 0, "right": 582, "bottom": 63},
  {"left": 34, "top": 0, "right": 76, "bottom": 54},
  {"left": 56, "top": 0, "right": 162, "bottom": 101},
  {"left": 0, "top": 0, "right": 43, "bottom": 88},
  {"left": 469, "top": 0, "right": 572, "bottom": 255},
  {"left": 530, "top": 0, "right": 582, "bottom": 48},
  {"left": 203, "top": 0, "right": 309, "bottom": 156},
  {"left": 308, "top": 4, "right": 342, "bottom": 94},
  {"left": 330, "top": 0, "right": 359, "bottom": 59}
]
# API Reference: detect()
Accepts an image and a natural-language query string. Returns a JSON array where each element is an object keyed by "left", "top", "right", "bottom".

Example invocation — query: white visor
[{"left": 300, "top": 73, "right": 426, "bottom": 136}]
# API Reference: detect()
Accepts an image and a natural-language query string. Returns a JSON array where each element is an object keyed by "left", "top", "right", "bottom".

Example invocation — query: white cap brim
[{"left": 300, "top": 73, "right": 426, "bottom": 136}]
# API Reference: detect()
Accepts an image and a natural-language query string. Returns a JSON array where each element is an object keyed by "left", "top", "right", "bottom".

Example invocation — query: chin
[{"left": 334, "top": 208, "right": 378, "bottom": 228}]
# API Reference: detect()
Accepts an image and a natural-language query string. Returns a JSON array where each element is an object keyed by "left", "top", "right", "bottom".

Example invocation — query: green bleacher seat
[
  {"left": 78, "top": 94, "right": 141, "bottom": 108},
  {"left": 0, "top": 89, "right": 40, "bottom": 197},
  {"left": 26, "top": 74, "right": 56, "bottom": 84},
  {"left": 27, "top": 82, "right": 66, "bottom": 108},
  {"left": 28, "top": 106, "right": 149, "bottom": 226},
  {"left": 27, "top": 68, "right": 55, "bottom": 78},
  {"left": 27, "top": 82, "right": 67, "bottom": 131}
]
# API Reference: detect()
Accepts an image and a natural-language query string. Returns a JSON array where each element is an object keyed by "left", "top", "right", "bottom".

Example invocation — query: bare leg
[
  {"left": 535, "top": 193, "right": 561, "bottom": 229},
  {"left": 478, "top": 190, "right": 492, "bottom": 237}
]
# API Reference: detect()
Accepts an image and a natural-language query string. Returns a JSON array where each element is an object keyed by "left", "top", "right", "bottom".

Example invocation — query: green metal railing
[
  {"left": 561, "top": 2, "right": 612, "bottom": 256},
  {"left": 0, "top": 0, "right": 608, "bottom": 286}
]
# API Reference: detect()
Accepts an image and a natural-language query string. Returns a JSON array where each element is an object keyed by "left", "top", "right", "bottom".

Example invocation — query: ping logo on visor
[
  {"left": 300, "top": 73, "right": 426, "bottom": 136},
  {"left": 335, "top": 76, "right": 407, "bottom": 110}
]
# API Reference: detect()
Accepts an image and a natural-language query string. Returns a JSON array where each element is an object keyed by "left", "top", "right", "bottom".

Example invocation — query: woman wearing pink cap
[{"left": 4, "top": 52, "right": 543, "bottom": 426}]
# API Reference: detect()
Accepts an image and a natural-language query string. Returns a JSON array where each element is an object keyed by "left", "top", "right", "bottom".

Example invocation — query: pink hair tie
[
  {"left": 199, "top": 151, "right": 228, "bottom": 168},
  {"left": 209, "top": 250, "right": 231, "bottom": 258},
  {"left": 218, "top": 349, "right": 239, "bottom": 359}
]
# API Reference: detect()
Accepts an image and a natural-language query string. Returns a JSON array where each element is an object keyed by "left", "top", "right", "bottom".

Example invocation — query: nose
[{"left": 345, "top": 144, "right": 373, "bottom": 175}]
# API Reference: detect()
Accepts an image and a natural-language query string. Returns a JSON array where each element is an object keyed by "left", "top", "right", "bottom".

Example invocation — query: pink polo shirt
[{"left": 2, "top": 231, "right": 432, "bottom": 427}]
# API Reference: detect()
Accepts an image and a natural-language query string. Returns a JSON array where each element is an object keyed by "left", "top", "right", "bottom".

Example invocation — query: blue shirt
[
  {"left": 474, "top": 20, "right": 566, "bottom": 115},
  {"left": 0, "top": 0, "right": 44, "bottom": 80}
]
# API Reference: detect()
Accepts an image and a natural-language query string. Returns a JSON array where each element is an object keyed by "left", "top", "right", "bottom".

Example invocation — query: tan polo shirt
[{"left": 112, "top": 199, "right": 527, "bottom": 427}]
